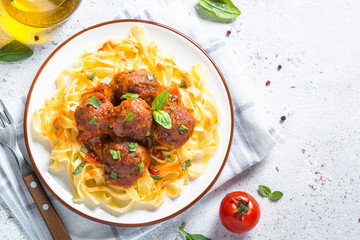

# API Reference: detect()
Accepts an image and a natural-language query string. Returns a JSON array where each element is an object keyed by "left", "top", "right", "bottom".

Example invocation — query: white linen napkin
[{"left": 0, "top": 1, "right": 278, "bottom": 239}]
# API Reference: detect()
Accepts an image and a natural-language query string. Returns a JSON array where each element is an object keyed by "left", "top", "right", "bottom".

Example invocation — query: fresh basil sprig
[
  {"left": 259, "top": 185, "right": 283, "bottom": 200},
  {"left": 179, "top": 227, "right": 210, "bottom": 240},
  {"left": 153, "top": 110, "right": 171, "bottom": 129},
  {"left": 0, "top": 40, "right": 33, "bottom": 62},
  {"left": 152, "top": 90, "right": 168, "bottom": 111},
  {"left": 198, "top": 0, "right": 240, "bottom": 20},
  {"left": 151, "top": 90, "right": 172, "bottom": 129}
]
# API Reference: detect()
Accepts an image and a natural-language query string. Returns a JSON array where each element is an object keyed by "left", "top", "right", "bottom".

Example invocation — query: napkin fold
[{"left": 0, "top": 1, "right": 278, "bottom": 239}]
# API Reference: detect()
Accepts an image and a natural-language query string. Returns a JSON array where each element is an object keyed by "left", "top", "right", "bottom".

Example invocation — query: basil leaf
[
  {"left": 124, "top": 111, "right": 134, "bottom": 121},
  {"left": 152, "top": 90, "right": 168, "bottom": 111},
  {"left": 151, "top": 174, "right": 162, "bottom": 180},
  {"left": 258, "top": 185, "right": 271, "bottom": 197},
  {"left": 72, "top": 161, "right": 86, "bottom": 175},
  {"left": 145, "top": 131, "right": 151, "bottom": 136},
  {"left": 100, "top": 76, "right": 112, "bottom": 84},
  {"left": 79, "top": 146, "right": 88, "bottom": 154},
  {"left": 165, "top": 155, "right": 173, "bottom": 162},
  {"left": 270, "top": 191, "right": 283, "bottom": 199},
  {"left": 109, "top": 172, "right": 117, "bottom": 180},
  {"left": 179, "top": 227, "right": 210, "bottom": 240},
  {"left": 72, "top": 156, "right": 78, "bottom": 162},
  {"left": 120, "top": 93, "right": 139, "bottom": 100},
  {"left": 179, "top": 124, "right": 188, "bottom": 134},
  {"left": 110, "top": 150, "right": 121, "bottom": 160},
  {"left": 129, "top": 142, "right": 138, "bottom": 152},
  {"left": 53, "top": 124, "right": 61, "bottom": 130},
  {"left": 182, "top": 160, "right": 191, "bottom": 171},
  {"left": 153, "top": 110, "right": 172, "bottom": 129},
  {"left": 89, "top": 96, "right": 101, "bottom": 108},
  {"left": 89, "top": 117, "right": 96, "bottom": 124},
  {"left": 178, "top": 82, "right": 188, "bottom": 89},
  {"left": 138, "top": 162, "right": 144, "bottom": 172},
  {"left": 88, "top": 71, "right": 97, "bottom": 81},
  {"left": 198, "top": 0, "right": 241, "bottom": 20},
  {"left": 171, "top": 97, "right": 177, "bottom": 103},
  {"left": 147, "top": 74, "right": 154, "bottom": 81},
  {"left": 0, "top": 40, "right": 33, "bottom": 62}
]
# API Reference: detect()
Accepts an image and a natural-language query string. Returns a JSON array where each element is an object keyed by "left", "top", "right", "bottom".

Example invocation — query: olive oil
[{"left": 0, "top": 0, "right": 81, "bottom": 28}]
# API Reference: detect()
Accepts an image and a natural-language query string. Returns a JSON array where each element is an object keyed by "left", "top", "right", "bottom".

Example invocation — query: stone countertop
[{"left": 0, "top": 0, "right": 359, "bottom": 239}]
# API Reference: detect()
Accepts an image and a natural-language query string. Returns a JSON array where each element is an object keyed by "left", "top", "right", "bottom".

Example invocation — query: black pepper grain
[
  {"left": 34, "top": 35, "right": 40, "bottom": 41},
  {"left": 277, "top": 65, "right": 282, "bottom": 71},
  {"left": 280, "top": 116, "right": 286, "bottom": 121}
]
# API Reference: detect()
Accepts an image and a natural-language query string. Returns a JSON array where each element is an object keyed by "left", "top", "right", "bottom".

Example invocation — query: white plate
[{"left": 24, "top": 20, "right": 234, "bottom": 226}]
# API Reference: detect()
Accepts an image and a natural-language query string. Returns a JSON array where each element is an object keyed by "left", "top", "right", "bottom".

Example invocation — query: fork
[{"left": 0, "top": 99, "right": 71, "bottom": 240}]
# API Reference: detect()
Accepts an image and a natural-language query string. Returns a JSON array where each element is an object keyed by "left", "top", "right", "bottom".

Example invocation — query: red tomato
[{"left": 219, "top": 191, "right": 260, "bottom": 233}]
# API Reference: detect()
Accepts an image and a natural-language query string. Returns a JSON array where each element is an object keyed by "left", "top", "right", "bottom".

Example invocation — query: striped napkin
[{"left": 0, "top": 1, "right": 278, "bottom": 239}]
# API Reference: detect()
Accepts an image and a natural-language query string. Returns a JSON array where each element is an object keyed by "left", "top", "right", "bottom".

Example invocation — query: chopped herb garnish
[
  {"left": 120, "top": 93, "right": 139, "bottom": 100},
  {"left": 171, "top": 97, "right": 177, "bottom": 103},
  {"left": 178, "top": 82, "right": 187, "bottom": 89},
  {"left": 138, "top": 162, "right": 144, "bottom": 172},
  {"left": 109, "top": 172, "right": 117, "bottom": 180},
  {"left": 182, "top": 160, "right": 191, "bottom": 171},
  {"left": 178, "top": 124, "right": 188, "bottom": 134},
  {"left": 151, "top": 174, "right": 162, "bottom": 180},
  {"left": 129, "top": 142, "right": 138, "bottom": 152},
  {"left": 147, "top": 74, "right": 154, "bottom": 81},
  {"left": 72, "top": 161, "right": 86, "bottom": 175},
  {"left": 53, "top": 124, "right": 61, "bottom": 130},
  {"left": 72, "top": 156, "right": 78, "bottom": 162},
  {"left": 165, "top": 155, "right": 173, "bottom": 162},
  {"left": 100, "top": 76, "right": 112, "bottom": 84},
  {"left": 89, "top": 96, "right": 101, "bottom": 108},
  {"left": 145, "top": 131, "right": 151, "bottom": 136},
  {"left": 88, "top": 71, "right": 97, "bottom": 81},
  {"left": 110, "top": 150, "right": 121, "bottom": 159},
  {"left": 79, "top": 146, "right": 88, "bottom": 154},
  {"left": 89, "top": 116, "right": 96, "bottom": 124},
  {"left": 124, "top": 111, "right": 134, "bottom": 121}
]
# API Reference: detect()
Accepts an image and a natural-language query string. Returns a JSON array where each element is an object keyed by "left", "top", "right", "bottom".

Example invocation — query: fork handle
[{"left": 23, "top": 172, "right": 71, "bottom": 240}]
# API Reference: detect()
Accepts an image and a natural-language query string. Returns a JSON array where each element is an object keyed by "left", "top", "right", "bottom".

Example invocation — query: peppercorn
[
  {"left": 280, "top": 116, "right": 286, "bottom": 121},
  {"left": 277, "top": 65, "right": 282, "bottom": 71},
  {"left": 34, "top": 35, "right": 39, "bottom": 41}
]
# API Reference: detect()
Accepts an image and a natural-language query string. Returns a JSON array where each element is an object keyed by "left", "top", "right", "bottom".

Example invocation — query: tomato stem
[{"left": 230, "top": 194, "right": 250, "bottom": 224}]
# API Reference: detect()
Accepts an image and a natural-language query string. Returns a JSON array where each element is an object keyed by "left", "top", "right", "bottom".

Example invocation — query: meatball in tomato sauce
[
  {"left": 110, "top": 98, "right": 152, "bottom": 140},
  {"left": 151, "top": 103, "right": 196, "bottom": 149},
  {"left": 112, "top": 69, "right": 163, "bottom": 105},
  {"left": 75, "top": 92, "right": 113, "bottom": 135},
  {"left": 103, "top": 141, "right": 150, "bottom": 188}
]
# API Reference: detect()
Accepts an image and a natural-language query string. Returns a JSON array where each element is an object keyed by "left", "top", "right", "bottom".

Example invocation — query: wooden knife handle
[{"left": 23, "top": 172, "right": 71, "bottom": 240}]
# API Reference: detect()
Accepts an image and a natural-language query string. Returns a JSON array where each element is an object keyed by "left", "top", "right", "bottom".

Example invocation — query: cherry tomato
[{"left": 219, "top": 191, "right": 260, "bottom": 233}]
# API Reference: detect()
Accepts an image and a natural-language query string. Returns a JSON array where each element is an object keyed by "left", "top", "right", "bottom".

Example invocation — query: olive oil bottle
[{"left": 0, "top": 0, "right": 81, "bottom": 28}]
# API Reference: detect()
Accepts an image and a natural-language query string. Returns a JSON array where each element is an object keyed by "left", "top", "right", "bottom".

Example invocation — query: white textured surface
[{"left": 1, "top": 0, "right": 360, "bottom": 239}]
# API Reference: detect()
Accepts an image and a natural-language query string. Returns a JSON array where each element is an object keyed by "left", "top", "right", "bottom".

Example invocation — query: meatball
[
  {"left": 112, "top": 69, "right": 163, "bottom": 105},
  {"left": 75, "top": 92, "right": 114, "bottom": 135},
  {"left": 103, "top": 141, "right": 150, "bottom": 188},
  {"left": 110, "top": 98, "right": 152, "bottom": 140},
  {"left": 151, "top": 103, "right": 196, "bottom": 148}
]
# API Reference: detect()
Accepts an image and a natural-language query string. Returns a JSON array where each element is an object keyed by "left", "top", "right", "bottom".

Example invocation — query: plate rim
[{"left": 24, "top": 19, "right": 234, "bottom": 226}]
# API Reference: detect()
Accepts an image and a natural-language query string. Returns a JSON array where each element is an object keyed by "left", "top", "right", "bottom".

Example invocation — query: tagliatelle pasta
[{"left": 33, "top": 24, "right": 219, "bottom": 214}]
